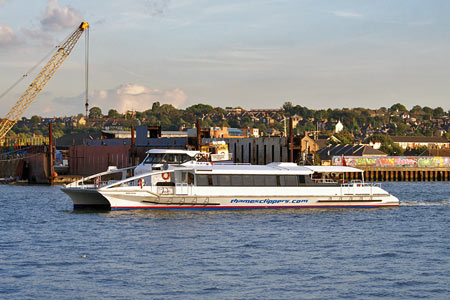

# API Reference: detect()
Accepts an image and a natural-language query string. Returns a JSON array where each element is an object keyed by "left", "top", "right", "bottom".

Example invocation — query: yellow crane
[{"left": 0, "top": 21, "right": 89, "bottom": 140}]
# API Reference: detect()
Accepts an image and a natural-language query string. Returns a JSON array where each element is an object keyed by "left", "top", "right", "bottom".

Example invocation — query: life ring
[
  {"left": 138, "top": 178, "right": 145, "bottom": 189},
  {"left": 162, "top": 172, "right": 170, "bottom": 180},
  {"left": 94, "top": 177, "right": 101, "bottom": 188}
]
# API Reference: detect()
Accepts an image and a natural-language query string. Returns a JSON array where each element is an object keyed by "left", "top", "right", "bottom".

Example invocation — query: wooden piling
[
  {"left": 131, "top": 125, "right": 136, "bottom": 165},
  {"left": 48, "top": 122, "right": 54, "bottom": 185},
  {"left": 196, "top": 119, "right": 202, "bottom": 150},
  {"left": 289, "top": 117, "right": 294, "bottom": 163}
]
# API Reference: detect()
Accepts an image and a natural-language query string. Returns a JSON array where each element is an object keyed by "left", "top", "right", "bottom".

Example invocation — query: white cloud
[
  {"left": 0, "top": 0, "right": 6, "bottom": 6},
  {"left": 41, "top": 0, "right": 82, "bottom": 31},
  {"left": 0, "top": 24, "right": 16, "bottom": 46},
  {"left": 330, "top": 11, "right": 363, "bottom": 19},
  {"left": 93, "top": 83, "right": 187, "bottom": 113},
  {"left": 36, "top": 83, "right": 188, "bottom": 116}
]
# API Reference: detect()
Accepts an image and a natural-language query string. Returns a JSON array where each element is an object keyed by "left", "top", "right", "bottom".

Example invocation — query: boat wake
[{"left": 400, "top": 200, "right": 450, "bottom": 206}]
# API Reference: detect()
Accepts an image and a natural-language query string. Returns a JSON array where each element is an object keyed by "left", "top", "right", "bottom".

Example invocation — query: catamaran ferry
[{"left": 62, "top": 149, "right": 399, "bottom": 210}]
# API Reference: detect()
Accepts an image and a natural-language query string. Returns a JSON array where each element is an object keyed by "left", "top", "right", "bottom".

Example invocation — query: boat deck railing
[
  {"left": 65, "top": 166, "right": 136, "bottom": 189},
  {"left": 342, "top": 180, "right": 381, "bottom": 187},
  {"left": 340, "top": 180, "right": 382, "bottom": 195},
  {"left": 312, "top": 178, "right": 336, "bottom": 183}
]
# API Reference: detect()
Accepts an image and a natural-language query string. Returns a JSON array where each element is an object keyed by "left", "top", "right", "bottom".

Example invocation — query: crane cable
[
  {"left": 0, "top": 29, "right": 75, "bottom": 102},
  {"left": 85, "top": 26, "right": 89, "bottom": 118}
]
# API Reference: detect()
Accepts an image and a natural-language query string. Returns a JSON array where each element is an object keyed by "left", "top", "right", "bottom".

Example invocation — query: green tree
[
  {"left": 107, "top": 109, "right": 122, "bottom": 119},
  {"left": 433, "top": 107, "right": 445, "bottom": 118},
  {"left": 186, "top": 104, "right": 214, "bottom": 116},
  {"left": 30, "top": 115, "right": 42, "bottom": 127},
  {"left": 334, "top": 130, "right": 354, "bottom": 145},
  {"left": 89, "top": 106, "right": 102, "bottom": 118},
  {"left": 282, "top": 101, "right": 294, "bottom": 115},
  {"left": 389, "top": 103, "right": 407, "bottom": 112},
  {"left": 392, "top": 122, "right": 410, "bottom": 136},
  {"left": 410, "top": 105, "right": 422, "bottom": 114},
  {"left": 368, "top": 134, "right": 404, "bottom": 156},
  {"left": 152, "top": 102, "right": 161, "bottom": 111}
]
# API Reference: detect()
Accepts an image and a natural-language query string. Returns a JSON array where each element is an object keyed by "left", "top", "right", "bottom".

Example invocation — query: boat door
[{"left": 176, "top": 171, "right": 190, "bottom": 194}]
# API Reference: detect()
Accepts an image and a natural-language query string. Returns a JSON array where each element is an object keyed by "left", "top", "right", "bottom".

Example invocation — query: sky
[{"left": 1, "top": 0, "right": 450, "bottom": 117}]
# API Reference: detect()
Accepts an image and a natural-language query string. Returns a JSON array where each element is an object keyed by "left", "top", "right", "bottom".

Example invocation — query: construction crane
[{"left": 0, "top": 21, "right": 89, "bottom": 140}]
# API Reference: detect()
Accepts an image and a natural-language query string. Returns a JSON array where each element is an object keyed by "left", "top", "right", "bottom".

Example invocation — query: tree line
[{"left": 9, "top": 101, "right": 450, "bottom": 142}]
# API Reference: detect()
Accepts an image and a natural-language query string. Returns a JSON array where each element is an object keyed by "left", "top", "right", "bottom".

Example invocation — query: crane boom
[{"left": 0, "top": 22, "right": 89, "bottom": 140}]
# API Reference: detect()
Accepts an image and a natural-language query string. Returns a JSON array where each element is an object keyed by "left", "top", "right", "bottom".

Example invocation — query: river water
[{"left": 1, "top": 182, "right": 449, "bottom": 299}]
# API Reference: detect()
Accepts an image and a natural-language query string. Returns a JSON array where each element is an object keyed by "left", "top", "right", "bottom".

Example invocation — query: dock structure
[{"left": 344, "top": 167, "right": 450, "bottom": 182}]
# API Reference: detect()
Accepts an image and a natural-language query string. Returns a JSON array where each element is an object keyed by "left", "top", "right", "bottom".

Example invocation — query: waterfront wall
[
  {"left": 69, "top": 145, "right": 131, "bottom": 176},
  {"left": 342, "top": 167, "right": 450, "bottom": 182},
  {"left": 332, "top": 156, "right": 450, "bottom": 181},
  {"left": 333, "top": 156, "right": 450, "bottom": 168},
  {"left": 0, "top": 147, "right": 50, "bottom": 183},
  {"left": 26, "top": 153, "right": 50, "bottom": 184},
  {"left": 0, "top": 159, "right": 20, "bottom": 179}
]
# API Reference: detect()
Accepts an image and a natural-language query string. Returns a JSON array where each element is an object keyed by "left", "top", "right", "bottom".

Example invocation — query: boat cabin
[{"left": 151, "top": 163, "right": 364, "bottom": 189}]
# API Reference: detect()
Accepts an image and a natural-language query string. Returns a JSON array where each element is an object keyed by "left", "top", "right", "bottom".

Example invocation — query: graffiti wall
[{"left": 332, "top": 156, "right": 450, "bottom": 168}]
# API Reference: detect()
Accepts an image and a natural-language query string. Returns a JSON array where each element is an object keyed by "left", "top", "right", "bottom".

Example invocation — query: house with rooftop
[{"left": 390, "top": 136, "right": 450, "bottom": 150}]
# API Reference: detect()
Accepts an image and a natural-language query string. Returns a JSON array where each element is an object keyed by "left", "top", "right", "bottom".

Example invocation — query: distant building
[
  {"left": 209, "top": 127, "right": 244, "bottom": 138},
  {"left": 250, "top": 128, "right": 260, "bottom": 137},
  {"left": 291, "top": 115, "right": 303, "bottom": 128},
  {"left": 265, "top": 128, "right": 282, "bottom": 137},
  {"left": 390, "top": 136, "right": 450, "bottom": 150},
  {"left": 334, "top": 120, "right": 344, "bottom": 133},
  {"left": 207, "top": 126, "right": 260, "bottom": 138},
  {"left": 225, "top": 108, "right": 244, "bottom": 114},
  {"left": 298, "top": 135, "right": 320, "bottom": 154}
]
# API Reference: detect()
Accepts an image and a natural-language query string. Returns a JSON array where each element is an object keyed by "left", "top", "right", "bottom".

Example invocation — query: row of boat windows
[
  {"left": 144, "top": 154, "right": 193, "bottom": 164},
  {"left": 195, "top": 174, "right": 308, "bottom": 187}
]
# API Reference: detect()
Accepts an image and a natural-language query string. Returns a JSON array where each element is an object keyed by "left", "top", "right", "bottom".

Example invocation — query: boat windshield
[
  {"left": 311, "top": 172, "right": 346, "bottom": 183},
  {"left": 143, "top": 153, "right": 193, "bottom": 165}
]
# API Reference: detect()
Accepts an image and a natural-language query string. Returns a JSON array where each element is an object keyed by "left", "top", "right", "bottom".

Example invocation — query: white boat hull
[{"left": 62, "top": 187, "right": 399, "bottom": 210}]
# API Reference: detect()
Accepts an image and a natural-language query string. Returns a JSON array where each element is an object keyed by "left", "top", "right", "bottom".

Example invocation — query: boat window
[
  {"left": 243, "top": 175, "right": 254, "bottom": 186},
  {"left": 188, "top": 173, "right": 195, "bottom": 184},
  {"left": 218, "top": 175, "right": 231, "bottom": 186},
  {"left": 280, "top": 176, "right": 298, "bottom": 186},
  {"left": 181, "top": 154, "right": 192, "bottom": 163},
  {"left": 181, "top": 172, "right": 187, "bottom": 183},
  {"left": 254, "top": 175, "right": 265, "bottom": 186},
  {"left": 196, "top": 174, "right": 209, "bottom": 186},
  {"left": 143, "top": 154, "right": 163, "bottom": 164},
  {"left": 264, "top": 175, "right": 277, "bottom": 186},
  {"left": 298, "top": 175, "right": 306, "bottom": 184},
  {"left": 163, "top": 154, "right": 179, "bottom": 164},
  {"left": 198, "top": 174, "right": 304, "bottom": 186},
  {"left": 231, "top": 175, "right": 243, "bottom": 186}
]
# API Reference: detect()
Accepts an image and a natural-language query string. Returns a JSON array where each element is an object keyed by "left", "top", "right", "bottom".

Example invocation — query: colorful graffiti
[{"left": 332, "top": 156, "right": 450, "bottom": 168}]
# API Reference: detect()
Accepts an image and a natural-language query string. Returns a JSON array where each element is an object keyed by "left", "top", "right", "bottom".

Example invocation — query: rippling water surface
[{"left": 1, "top": 182, "right": 450, "bottom": 299}]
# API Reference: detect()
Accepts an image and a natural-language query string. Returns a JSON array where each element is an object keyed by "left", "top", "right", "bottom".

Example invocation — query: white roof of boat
[
  {"left": 303, "top": 165, "right": 363, "bottom": 173},
  {"left": 146, "top": 149, "right": 200, "bottom": 156},
  {"left": 184, "top": 162, "right": 313, "bottom": 175}
]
